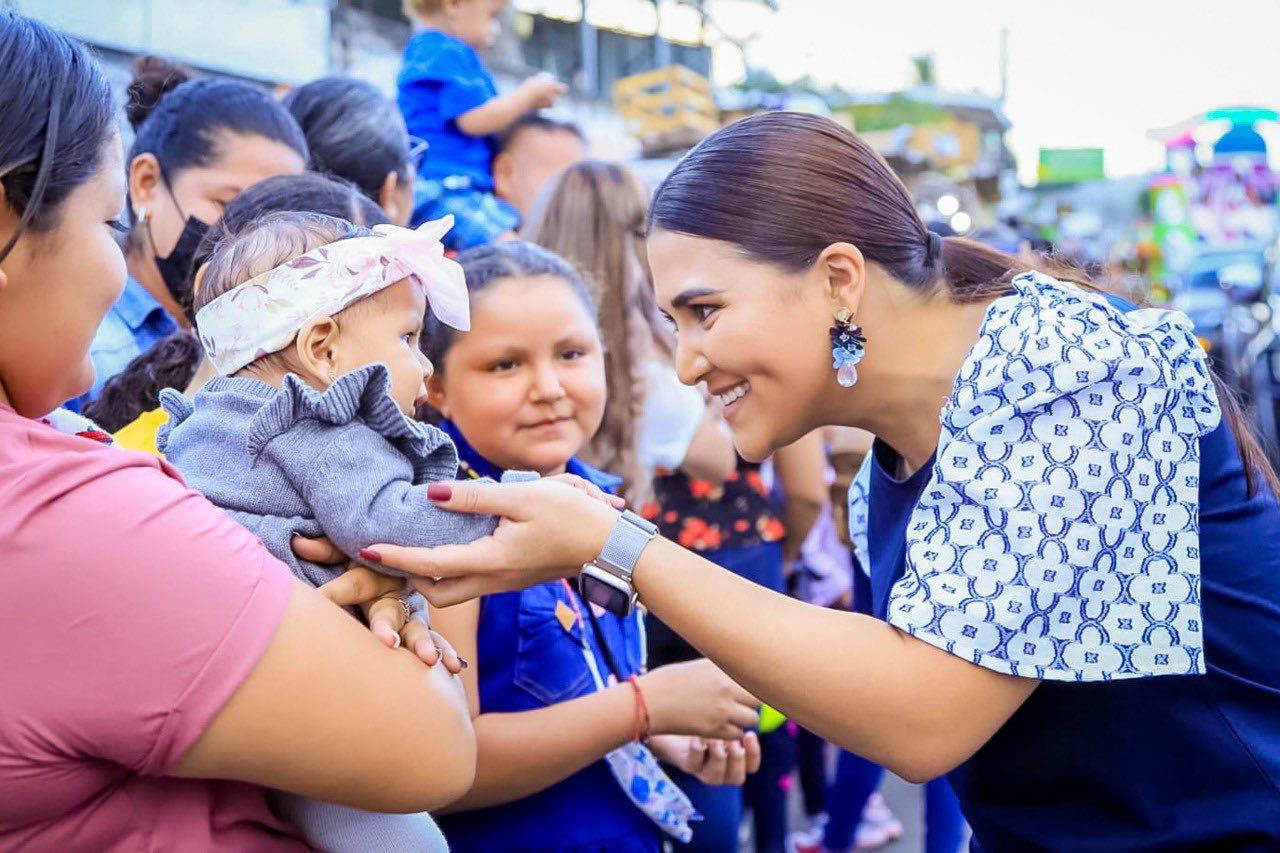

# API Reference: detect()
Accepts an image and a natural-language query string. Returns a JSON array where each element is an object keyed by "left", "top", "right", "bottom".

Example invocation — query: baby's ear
[
  {"left": 425, "top": 372, "right": 449, "bottom": 417},
  {"left": 295, "top": 315, "right": 341, "bottom": 385}
]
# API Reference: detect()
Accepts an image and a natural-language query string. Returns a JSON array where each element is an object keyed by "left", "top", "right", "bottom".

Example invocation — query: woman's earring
[
  {"left": 327, "top": 369, "right": 338, "bottom": 384},
  {"left": 829, "top": 307, "right": 866, "bottom": 388}
]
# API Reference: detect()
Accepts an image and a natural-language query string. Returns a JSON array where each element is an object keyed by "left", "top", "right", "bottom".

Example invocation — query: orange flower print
[
  {"left": 689, "top": 479, "right": 715, "bottom": 499},
  {"left": 759, "top": 517, "right": 786, "bottom": 542}
]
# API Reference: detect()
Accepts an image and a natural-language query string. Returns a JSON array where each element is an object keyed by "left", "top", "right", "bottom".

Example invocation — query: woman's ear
[
  {"left": 379, "top": 171, "right": 403, "bottom": 225},
  {"left": 192, "top": 263, "right": 209, "bottom": 298},
  {"left": 425, "top": 372, "right": 450, "bottom": 419},
  {"left": 128, "top": 153, "right": 161, "bottom": 214},
  {"left": 817, "top": 241, "right": 866, "bottom": 313},
  {"left": 294, "top": 316, "right": 341, "bottom": 385}
]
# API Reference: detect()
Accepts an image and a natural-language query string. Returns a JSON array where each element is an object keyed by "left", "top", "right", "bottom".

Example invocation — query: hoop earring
[{"left": 829, "top": 307, "right": 866, "bottom": 388}]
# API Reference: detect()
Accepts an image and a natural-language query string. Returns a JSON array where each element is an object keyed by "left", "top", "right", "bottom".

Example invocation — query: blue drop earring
[{"left": 829, "top": 307, "right": 866, "bottom": 388}]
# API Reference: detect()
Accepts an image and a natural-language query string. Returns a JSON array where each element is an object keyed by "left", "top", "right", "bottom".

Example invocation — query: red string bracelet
[{"left": 627, "top": 675, "right": 651, "bottom": 742}]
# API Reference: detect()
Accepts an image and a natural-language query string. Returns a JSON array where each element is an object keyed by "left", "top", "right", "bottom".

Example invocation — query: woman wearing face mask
[
  {"left": 366, "top": 112, "right": 1280, "bottom": 851},
  {"left": 75, "top": 56, "right": 307, "bottom": 409}
]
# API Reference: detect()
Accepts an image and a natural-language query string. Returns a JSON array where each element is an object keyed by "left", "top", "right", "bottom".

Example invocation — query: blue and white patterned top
[
  {"left": 847, "top": 271, "right": 1280, "bottom": 848},
  {"left": 891, "top": 272, "right": 1218, "bottom": 681}
]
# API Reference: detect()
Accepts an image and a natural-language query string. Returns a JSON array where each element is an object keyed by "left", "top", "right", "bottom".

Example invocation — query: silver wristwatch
[{"left": 578, "top": 510, "right": 658, "bottom": 616}]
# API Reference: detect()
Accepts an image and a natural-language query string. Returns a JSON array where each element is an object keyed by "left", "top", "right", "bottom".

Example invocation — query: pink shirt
[{"left": 0, "top": 406, "right": 308, "bottom": 850}]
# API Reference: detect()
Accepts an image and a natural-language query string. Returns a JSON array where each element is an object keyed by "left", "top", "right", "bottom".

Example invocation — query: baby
[
  {"left": 158, "top": 211, "right": 505, "bottom": 851},
  {"left": 397, "top": 0, "right": 566, "bottom": 249}
]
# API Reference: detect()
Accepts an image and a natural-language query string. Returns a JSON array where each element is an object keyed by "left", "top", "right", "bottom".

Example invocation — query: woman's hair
[
  {"left": 524, "top": 161, "right": 668, "bottom": 504},
  {"left": 650, "top": 111, "right": 1279, "bottom": 497},
  {"left": 0, "top": 11, "right": 115, "bottom": 262},
  {"left": 283, "top": 77, "right": 411, "bottom": 203},
  {"left": 84, "top": 176, "right": 385, "bottom": 431},
  {"left": 192, "top": 172, "right": 388, "bottom": 289},
  {"left": 420, "top": 240, "right": 596, "bottom": 382},
  {"left": 124, "top": 55, "right": 309, "bottom": 236}
]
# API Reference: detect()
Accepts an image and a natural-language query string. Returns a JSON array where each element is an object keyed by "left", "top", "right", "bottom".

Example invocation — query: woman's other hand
[
  {"left": 638, "top": 658, "right": 761, "bottom": 741},
  {"left": 649, "top": 733, "right": 761, "bottom": 786},
  {"left": 319, "top": 566, "right": 465, "bottom": 674},
  {"left": 366, "top": 479, "right": 621, "bottom": 607}
]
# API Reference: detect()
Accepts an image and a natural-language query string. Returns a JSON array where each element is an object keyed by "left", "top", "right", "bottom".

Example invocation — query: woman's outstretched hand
[{"left": 366, "top": 478, "right": 623, "bottom": 607}]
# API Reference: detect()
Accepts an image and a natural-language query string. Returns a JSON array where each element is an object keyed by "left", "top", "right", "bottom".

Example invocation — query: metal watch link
[{"left": 577, "top": 510, "right": 658, "bottom": 616}]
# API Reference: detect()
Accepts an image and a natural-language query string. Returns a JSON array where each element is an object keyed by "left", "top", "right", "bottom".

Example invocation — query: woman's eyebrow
[{"left": 670, "top": 288, "right": 723, "bottom": 309}]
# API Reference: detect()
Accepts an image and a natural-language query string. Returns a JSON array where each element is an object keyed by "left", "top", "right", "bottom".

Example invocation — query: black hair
[
  {"left": 191, "top": 171, "right": 389, "bottom": 286},
  {"left": 0, "top": 11, "right": 115, "bottom": 262},
  {"left": 84, "top": 173, "right": 386, "bottom": 431},
  {"left": 497, "top": 112, "right": 586, "bottom": 154},
  {"left": 283, "top": 76, "right": 410, "bottom": 202},
  {"left": 421, "top": 241, "right": 595, "bottom": 371},
  {"left": 124, "top": 55, "right": 308, "bottom": 231}
]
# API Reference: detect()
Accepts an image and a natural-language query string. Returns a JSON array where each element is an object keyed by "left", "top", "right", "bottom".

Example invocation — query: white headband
[{"left": 196, "top": 216, "right": 469, "bottom": 375}]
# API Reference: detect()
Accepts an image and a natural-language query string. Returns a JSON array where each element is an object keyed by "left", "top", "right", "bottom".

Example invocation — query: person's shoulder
[
  {"left": 402, "top": 28, "right": 478, "bottom": 73},
  {"left": 951, "top": 271, "right": 1220, "bottom": 438}
]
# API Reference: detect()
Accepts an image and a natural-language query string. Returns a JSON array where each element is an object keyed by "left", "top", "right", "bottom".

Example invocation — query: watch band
[{"left": 593, "top": 510, "right": 658, "bottom": 583}]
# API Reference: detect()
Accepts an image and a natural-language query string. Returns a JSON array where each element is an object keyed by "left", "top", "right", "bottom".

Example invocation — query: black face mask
[{"left": 153, "top": 214, "right": 210, "bottom": 316}]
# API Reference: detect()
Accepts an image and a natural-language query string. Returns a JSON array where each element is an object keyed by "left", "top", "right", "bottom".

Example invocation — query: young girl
[
  {"left": 421, "top": 241, "right": 762, "bottom": 852},
  {"left": 526, "top": 161, "right": 791, "bottom": 851},
  {"left": 158, "top": 211, "right": 521, "bottom": 851}
]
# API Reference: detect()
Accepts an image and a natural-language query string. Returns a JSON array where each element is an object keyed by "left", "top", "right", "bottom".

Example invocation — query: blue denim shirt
[
  {"left": 436, "top": 422, "right": 661, "bottom": 853},
  {"left": 70, "top": 276, "right": 178, "bottom": 411}
]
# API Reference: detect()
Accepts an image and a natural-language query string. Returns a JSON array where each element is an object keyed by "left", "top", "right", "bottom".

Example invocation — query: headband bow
[{"left": 196, "top": 216, "right": 469, "bottom": 375}]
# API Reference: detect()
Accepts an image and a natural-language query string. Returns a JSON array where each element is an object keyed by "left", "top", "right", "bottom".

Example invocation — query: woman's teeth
[{"left": 718, "top": 382, "right": 749, "bottom": 406}]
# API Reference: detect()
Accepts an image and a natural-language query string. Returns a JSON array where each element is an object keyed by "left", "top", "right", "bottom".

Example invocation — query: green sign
[{"left": 1038, "top": 148, "right": 1105, "bottom": 184}]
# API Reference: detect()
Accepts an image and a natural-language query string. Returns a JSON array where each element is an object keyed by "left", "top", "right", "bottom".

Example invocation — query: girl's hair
[
  {"left": 650, "top": 111, "right": 1279, "bottom": 497},
  {"left": 421, "top": 240, "right": 596, "bottom": 374},
  {"left": 85, "top": 177, "right": 385, "bottom": 431},
  {"left": 524, "top": 161, "right": 668, "bottom": 504},
  {"left": 283, "top": 77, "right": 411, "bottom": 203},
  {"left": 192, "top": 172, "right": 388, "bottom": 292},
  {"left": 0, "top": 11, "right": 115, "bottom": 262},
  {"left": 196, "top": 211, "right": 370, "bottom": 314},
  {"left": 124, "top": 55, "right": 309, "bottom": 239}
]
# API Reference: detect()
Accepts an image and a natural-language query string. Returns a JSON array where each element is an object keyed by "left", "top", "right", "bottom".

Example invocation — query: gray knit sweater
[{"left": 157, "top": 363, "right": 497, "bottom": 594}]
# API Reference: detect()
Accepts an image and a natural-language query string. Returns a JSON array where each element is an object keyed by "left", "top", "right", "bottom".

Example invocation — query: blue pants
[
  {"left": 669, "top": 767, "right": 743, "bottom": 852},
  {"left": 411, "top": 175, "right": 518, "bottom": 250},
  {"left": 824, "top": 749, "right": 965, "bottom": 853}
]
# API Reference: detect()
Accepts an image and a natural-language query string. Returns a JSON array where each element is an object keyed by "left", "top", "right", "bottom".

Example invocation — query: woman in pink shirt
[{"left": 0, "top": 11, "right": 476, "bottom": 849}]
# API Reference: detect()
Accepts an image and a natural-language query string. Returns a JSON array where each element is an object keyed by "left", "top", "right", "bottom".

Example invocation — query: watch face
[{"left": 579, "top": 572, "right": 633, "bottom": 616}]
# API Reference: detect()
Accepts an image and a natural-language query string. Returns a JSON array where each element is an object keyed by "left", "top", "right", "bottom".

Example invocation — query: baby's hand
[
  {"left": 545, "top": 473, "right": 626, "bottom": 509},
  {"left": 519, "top": 73, "right": 567, "bottom": 110}
]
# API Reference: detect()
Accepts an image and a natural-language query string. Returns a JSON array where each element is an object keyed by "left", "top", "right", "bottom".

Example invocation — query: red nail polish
[
  {"left": 359, "top": 548, "right": 383, "bottom": 563},
  {"left": 427, "top": 483, "right": 453, "bottom": 502}
]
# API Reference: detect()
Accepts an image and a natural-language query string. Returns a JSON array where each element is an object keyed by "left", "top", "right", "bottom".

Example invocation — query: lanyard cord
[
  {"left": 559, "top": 578, "right": 627, "bottom": 683},
  {"left": 458, "top": 456, "right": 633, "bottom": 682}
]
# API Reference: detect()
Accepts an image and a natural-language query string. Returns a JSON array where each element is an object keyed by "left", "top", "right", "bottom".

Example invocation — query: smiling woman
[{"left": 370, "top": 112, "right": 1280, "bottom": 850}]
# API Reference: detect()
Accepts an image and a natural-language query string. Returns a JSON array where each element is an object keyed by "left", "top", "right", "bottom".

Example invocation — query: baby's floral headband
[{"left": 196, "top": 216, "right": 469, "bottom": 375}]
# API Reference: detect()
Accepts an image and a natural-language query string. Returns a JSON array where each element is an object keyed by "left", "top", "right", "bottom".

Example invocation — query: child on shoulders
[{"left": 398, "top": 0, "right": 565, "bottom": 249}]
